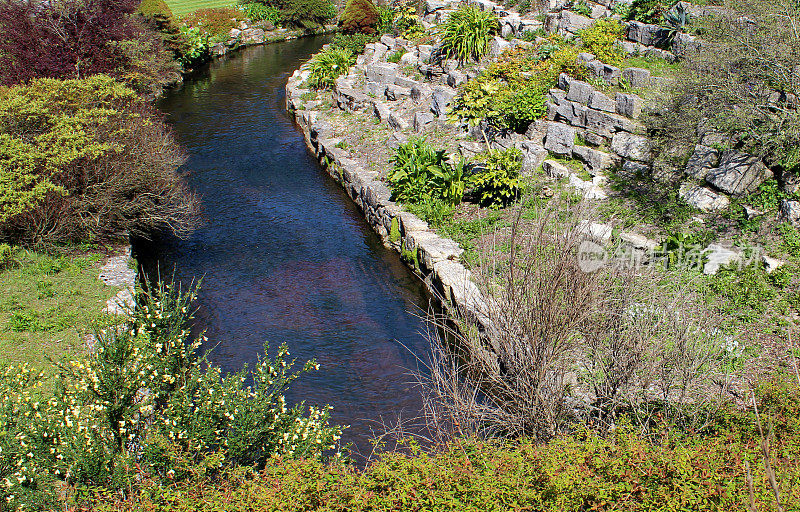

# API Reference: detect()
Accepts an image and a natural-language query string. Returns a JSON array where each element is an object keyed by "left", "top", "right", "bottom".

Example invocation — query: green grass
[
  {"left": 0, "top": 249, "right": 122, "bottom": 371},
  {"left": 165, "top": 0, "right": 237, "bottom": 16},
  {"left": 623, "top": 55, "right": 681, "bottom": 78}
]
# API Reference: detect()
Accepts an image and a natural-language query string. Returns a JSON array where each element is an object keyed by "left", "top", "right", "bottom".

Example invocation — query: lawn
[
  {"left": 165, "top": 0, "right": 237, "bottom": 16},
  {"left": 0, "top": 249, "right": 123, "bottom": 372}
]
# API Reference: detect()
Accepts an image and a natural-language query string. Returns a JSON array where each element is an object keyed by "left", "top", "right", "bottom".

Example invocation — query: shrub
[
  {"left": 578, "top": 19, "right": 625, "bottom": 66},
  {"left": 377, "top": 4, "right": 395, "bottom": 33},
  {"left": 392, "top": 3, "right": 424, "bottom": 39},
  {"left": 306, "top": 47, "right": 355, "bottom": 89},
  {"left": 137, "top": 0, "right": 174, "bottom": 19},
  {"left": 448, "top": 77, "right": 503, "bottom": 127},
  {"left": 0, "top": 0, "right": 175, "bottom": 91},
  {"left": 330, "top": 33, "right": 376, "bottom": 55},
  {"left": 386, "top": 48, "right": 406, "bottom": 63},
  {"left": 177, "top": 24, "right": 212, "bottom": 68},
  {"left": 277, "top": 0, "right": 337, "bottom": 28},
  {"left": 611, "top": 0, "right": 632, "bottom": 17},
  {"left": 388, "top": 138, "right": 465, "bottom": 206},
  {"left": 0, "top": 282, "right": 341, "bottom": 508},
  {"left": 339, "top": 0, "right": 380, "bottom": 34},
  {"left": 239, "top": 2, "right": 282, "bottom": 24},
  {"left": 626, "top": 0, "right": 672, "bottom": 23},
  {"left": 648, "top": 0, "right": 800, "bottom": 181},
  {"left": 0, "top": 75, "right": 198, "bottom": 246},
  {"left": 182, "top": 7, "right": 241, "bottom": 38},
  {"left": 420, "top": 201, "right": 730, "bottom": 441},
  {"left": 470, "top": 147, "right": 522, "bottom": 208},
  {"left": 496, "top": 83, "right": 548, "bottom": 132},
  {"left": 438, "top": 5, "right": 499, "bottom": 62},
  {"left": 571, "top": 0, "right": 592, "bottom": 16}
]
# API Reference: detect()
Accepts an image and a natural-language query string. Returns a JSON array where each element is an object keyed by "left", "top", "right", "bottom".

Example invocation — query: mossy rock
[{"left": 339, "top": 0, "right": 379, "bottom": 35}]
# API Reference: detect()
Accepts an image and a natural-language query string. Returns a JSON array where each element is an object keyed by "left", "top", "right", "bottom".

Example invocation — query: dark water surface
[{"left": 134, "top": 37, "right": 430, "bottom": 455}]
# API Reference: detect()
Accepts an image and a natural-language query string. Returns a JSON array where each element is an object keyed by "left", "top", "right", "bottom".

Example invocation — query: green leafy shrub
[
  {"left": 611, "top": 0, "right": 632, "bottom": 17},
  {"left": 388, "top": 138, "right": 465, "bottom": 206},
  {"left": 496, "top": 83, "right": 547, "bottom": 132},
  {"left": 626, "top": 0, "right": 672, "bottom": 23},
  {"left": 239, "top": 2, "right": 282, "bottom": 24},
  {"left": 0, "top": 282, "right": 341, "bottom": 508},
  {"left": 470, "top": 147, "right": 522, "bottom": 208},
  {"left": 578, "top": 19, "right": 625, "bottom": 66},
  {"left": 392, "top": 3, "right": 424, "bottom": 39},
  {"left": 339, "top": 0, "right": 380, "bottom": 34},
  {"left": 448, "top": 77, "right": 502, "bottom": 127},
  {"left": 177, "top": 24, "right": 211, "bottom": 67},
  {"left": 438, "top": 5, "right": 499, "bottom": 62},
  {"left": 571, "top": 0, "right": 592, "bottom": 16},
  {"left": 306, "top": 47, "right": 355, "bottom": 89},
  {"left": 0, "top": 75, "right": 197, "bottom": 246},
  {"left": 377, "top": 4, "right": 395, "bottom": 33},
  {"left": 330, "top": 32, "right": 376, "bottom": 54}
]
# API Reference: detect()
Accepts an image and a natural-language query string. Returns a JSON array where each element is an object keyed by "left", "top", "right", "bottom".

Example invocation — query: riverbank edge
[{"left": 285, "top": 79, "right": 496, "bottom": 350}]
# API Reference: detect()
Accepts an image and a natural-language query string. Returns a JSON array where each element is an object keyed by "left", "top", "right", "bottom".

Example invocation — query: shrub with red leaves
[{"left": 0, "top": 0, "right": 144, "bottom": 85}]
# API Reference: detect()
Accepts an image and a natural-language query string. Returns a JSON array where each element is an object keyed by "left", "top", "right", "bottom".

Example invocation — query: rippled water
[{"left": 134, "top": 36, "right": 430, "bottom": 456}]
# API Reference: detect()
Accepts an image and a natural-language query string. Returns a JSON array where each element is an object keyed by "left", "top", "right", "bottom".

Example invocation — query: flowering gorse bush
[{"left": 0, "top": 283, "right": 340, "bottom": 509}]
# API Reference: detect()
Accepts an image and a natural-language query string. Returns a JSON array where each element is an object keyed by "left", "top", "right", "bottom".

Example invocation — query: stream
[{"left": 134, "top": 36, "right": 430, "bottom": 457}]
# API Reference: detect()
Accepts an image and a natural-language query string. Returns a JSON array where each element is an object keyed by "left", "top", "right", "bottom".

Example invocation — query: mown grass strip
[{"left": 164, "top": 0, "right": 237, "bottom": 16}]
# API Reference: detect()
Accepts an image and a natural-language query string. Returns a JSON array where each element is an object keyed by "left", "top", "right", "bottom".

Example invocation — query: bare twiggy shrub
[{"left": 417, "top": 201, "right": 733, "bottom": 443}]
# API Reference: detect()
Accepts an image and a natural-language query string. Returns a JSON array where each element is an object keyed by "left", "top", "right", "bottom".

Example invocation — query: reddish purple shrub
[{"left": 0, "top": 0, "right": 143, "bottom": 85}]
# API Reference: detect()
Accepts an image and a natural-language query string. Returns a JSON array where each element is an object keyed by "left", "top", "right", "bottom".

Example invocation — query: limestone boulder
[{"left": 705, "top": 151, "right": 771, "bottom": 195}]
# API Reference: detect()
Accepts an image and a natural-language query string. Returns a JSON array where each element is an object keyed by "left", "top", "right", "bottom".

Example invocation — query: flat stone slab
[{"left": 679, "top": 183, "right": 730, "bottom": 212}]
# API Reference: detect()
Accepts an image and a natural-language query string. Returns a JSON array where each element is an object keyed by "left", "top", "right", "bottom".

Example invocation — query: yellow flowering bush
[{"left": 0, "top": 282, "right": 341, "bottom": 509}]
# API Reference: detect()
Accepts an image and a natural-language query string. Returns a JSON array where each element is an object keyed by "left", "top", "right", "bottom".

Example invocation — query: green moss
[
  {"left": 400, "top": 240, "right": 420, "bottom": 270},
  {"left": 389, "top": 217, "right": 401, "bottom": 243}
]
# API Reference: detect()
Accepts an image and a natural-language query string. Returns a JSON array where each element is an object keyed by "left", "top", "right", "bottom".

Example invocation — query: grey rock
[
  {"left": 366, "top": 63, "right": 398, "bottom": 84},
  {"left": 552, "top": 100, "right": 588, "bottom": 128},
  {"left": 411, "top": 83, "right": 434, "bottom": 102},
  {"left": 565, "top": 79, "right": 594, "bottom": 105},
  {"left": 364, "top": 81, "right": 387, "bottom": 97},
  {"left": 703, "top": 244, "right": 741, "bottom": 275},
  {"left": 385, "top": 84, "right": 411, "bottom": 100},
  {"left": 380, "top": 35, "right": 396, "bottom": 49},
  {"left": 762, "top": 255, "right": 786, "bottom": 274},
  {"left": 446, "top": 70, "right": 467, "bottom": 87},
  {"left": 779, "top": 199, "right": 800, "bottom": 226},
  {"left": 588, "top": 91, "right": 616, "bottom": 112},
  {"left": 620, "top": 232, "right": 658, "bottom": 251},
  {"left": 611, "top": 132, "right": 650, "bottom": 161},
  {"left": 425, "top": 0, "right": 448, "bottom": 12},
  {"left": 542, "top": 159, "right": 572, "bottom": 178},
  {"left": 679, "top": 183, "right": 730, "bottom": 212},
  {"left": 431, "top": 86, "right": 456, "bottom": 116},
  {"left": 626, "top": 21, "right": 667, "bottom": 46},
  {"left": 622, "top": 159, "right": 649, "bottom": 176},
  {"left": 395, "top": 75, "right": 419, "bottom": 89},
  {"left": 544, "top": 122, "right": 576, "bottom": 155},
  {"left": 583, "top": 130, "right": 606, "bottom": 146},
  {"left": 418, "top": 45, "right": 434, "bottom": 63},
  {"left": 578, "top": 221, "right": 613, "bottom": 243},
  {"left": 560, "top": 11, "right": 594, "bottom": 33},
  {"left": 578, "top": 51, "right": 596, "bottom": 62},
  {"left": 373, "top": 101, "right": 391, "bottom": 122},
  {"left": 520, "top": 141, "right": 548, "bottom": 174},
  {"left": 615, "top": 92, "right": 643, "bottom": 118},
  {"left": 585, "top": 109, "right": 643, "bottom": 138},
  {"left": 525, "top": 120, "right": 548, "bottom": 144},
  {"left": 549, "top": 88, "right": 567, "bottom": 104},
  {"left": 415, "top": 233, "right": 464, "bottom": 271},
  {"left": 336, "top": 87, "right": 369, "bottom": 112},
  {"left": 586, "top": 60, "right": 621, "bottom": 84},
  {"left": 240, "top": 28, "right": 265, "bottom": 44},
  {"left": 706, "top": 151, "right": 771, "bottom": 195},
  {"left": 99, "top": 254, "right": 136, "bottom": 288},
  {"left": 573, "top": 145, "right": 616, "bottom": 174},
  {"left": 388, "top": 111, "right": 409, "bottom": 131},
  {"left": 459, "top": 140, "right": 485, "bottom": 158},
  {"left": 414, "top": 111, "right": 436, "bottom": 132},
  {"left": 489, "top": 36, "right": 512, "bottom": 58},
  {"left": 685, "top": 144, "right": 720, "bottom": 179}
]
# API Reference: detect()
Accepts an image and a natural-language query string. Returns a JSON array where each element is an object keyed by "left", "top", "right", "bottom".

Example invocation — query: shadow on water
[{"left": 133, "top": 36, "right": 431, "bottom": 459}]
